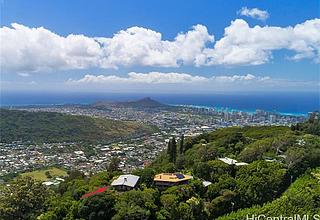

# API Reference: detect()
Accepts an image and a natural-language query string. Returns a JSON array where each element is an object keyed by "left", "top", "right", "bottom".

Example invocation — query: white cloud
[
  {"left": 203, "top": 18, "right": 320, "bottom": 65},
  {"left": 64, "top": 72, "right": 319, "bottom": 93},
  {"left": 17, "top": 72, "right": 30, "bottom": 77},
  {"left": 67, "top": 72, "right": 270, "bottom": 85},
  {"left": 68, "top": 72, "right": 207, "bottom": 84},
  {"left": 238, "top": 7, "right": 269, "bottom": 21},
  {"left": 96, "top": 24, "right": 214, "bottom": 68},
  {"left": 1, "top": 19, "right": 319, "bottom": 72},
  {"left": 213, "top": 74, "right": 270, "bottom": 82},
  {"left": 0, "top": 23, "right": 102, "bottom": 72},
  {"left": 0, "top": 23, "right": 213, "bottom": 71}
]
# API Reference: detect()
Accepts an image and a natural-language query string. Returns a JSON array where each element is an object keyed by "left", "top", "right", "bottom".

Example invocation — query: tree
[
  {"left": 113, "top": 188, "right": 157, "bottom": 220},
  {"left": 179, "top": 134, "right": 185, "bottom": 154},
  {"left": 78, "top": 192, "right": 116, "bottom": 220},
  {"left": 38, "top": 196, "right": 80, "bottom": 220},
  {"left": 215, "top": 168, "right": 320, "bottom": 220},
  {"left": 206, "top": 176, "right": 237, "bottom": 201},
  {"left": 171, "top": 137, "right": 177, "bottom": 163},
  {"left": 175, "top": 155, "right": 185, "bottom": 170},
  {"left": 184, "top": 138, "right": 194, "bottom": 152},
  {"left": 45, "top": 171, "right": 52, "bottom": 179},
  {"left": 0, "top": 177, "right": 53, "bottom": 220},
  {"left": 167, "top": 137, "right": 177, "bottom": 163},
  {"left": 235, "top": 161, "right": 288, "bottom": 207},
  {"left": 159, "top": 193, "right": 179, "bottom": 218},
  {"left": 207, "top": 190, "right": 237, "bottom": 218},
  {"left": 176, "top": 202, "right": 193, "bottom": 219},
  {"left": 159, "top": 186, "right": 206, "bottom": 219},
  {"left": 108, "top": 157, "right": 120, "bottom": 172},
  {"left": 193, "top": 160, "right": 232, "bottom": 183},
  {"left": 132, "top": 168, "right": 156, "bottom": 188},
  {"left": 238, "top": 138, "right": 273, "bottom": 163},
  {"left": 66, "top": 170, "right": 85, "bottom": 181},
  {"left": 291, "top": 112, "right": 320, "bottom": 135},
  {"left": 167, "top": 139, "right": 172, "bottom": 155}
]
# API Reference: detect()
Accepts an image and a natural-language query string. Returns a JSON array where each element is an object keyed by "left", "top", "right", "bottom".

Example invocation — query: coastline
[
  {"left": 170, "top": 104, "right": 309, "bottom": 117},
  {"left": 0, "top": 91, "right": 318, "bottom": 117},
  {"left": 0, "top": 102, "right": 309, "bottom": 117}
]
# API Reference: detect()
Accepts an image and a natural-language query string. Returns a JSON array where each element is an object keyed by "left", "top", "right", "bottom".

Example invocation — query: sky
[{"left": 0, "top": 0, "right": 319, "bottom": 93}]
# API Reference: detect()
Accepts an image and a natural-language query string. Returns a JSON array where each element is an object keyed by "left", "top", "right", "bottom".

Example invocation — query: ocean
[{"left": 1, "top": 91, "right": 319, "bottom": 116}]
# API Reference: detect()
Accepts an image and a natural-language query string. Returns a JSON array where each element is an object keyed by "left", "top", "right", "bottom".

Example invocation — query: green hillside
[
  {"left": 0, "top": 109, "right": 155, "bottom": 143},
  {"left": 0, "top": 118, "right": 319, "bottom": 220},
  {"left": 218, "top": 167, "right": 320, "bottom": 219}
]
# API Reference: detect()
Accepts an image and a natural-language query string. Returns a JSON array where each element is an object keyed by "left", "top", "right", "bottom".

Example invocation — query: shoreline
[
  {"left": 0, "top": 102, "right": 309, "bottom": 117},
  {"left": 171, "top": 104, "right": 308, "bottom": 117}
]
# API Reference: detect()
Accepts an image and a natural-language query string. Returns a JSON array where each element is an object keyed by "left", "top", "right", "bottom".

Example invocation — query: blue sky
[{"left": 0, "top": 0, "right": 319, "bottom": 93}]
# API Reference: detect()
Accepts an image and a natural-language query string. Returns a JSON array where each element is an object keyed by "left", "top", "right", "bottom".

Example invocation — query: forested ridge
[
  {"left": 0, "top": 109, "right": 155, "bottom": 143},
  {"left": 0, "top": 113, "right": 319, "bottom": 219}
]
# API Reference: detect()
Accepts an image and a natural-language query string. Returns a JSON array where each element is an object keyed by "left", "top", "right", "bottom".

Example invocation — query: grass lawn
[{"left": 20, "top": 167, "right": 68, "bottom": 182}]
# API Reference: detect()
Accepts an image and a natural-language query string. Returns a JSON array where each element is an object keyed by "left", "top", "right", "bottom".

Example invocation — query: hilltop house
[
  {"left": 111, "top": 174, "right": 140, "bottom": 191},
  {"left": 154, "top": 173, "right": 193, "bottom": 189},
  {"left": 218, "top": 157, "right": 248, "bottom": 166}
]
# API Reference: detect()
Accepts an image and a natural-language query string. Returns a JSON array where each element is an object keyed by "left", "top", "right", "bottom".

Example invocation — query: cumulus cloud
[
  {"left": 1, "top": 19, "right": 319, "bottom": 72},
  {"left": 67, "top": 72, "right": 270, "bottom": 85},
  {"left": 96, "top": 25, "right": 214, "bottom": 68},
  {"left": 238, "top": 7, "right": 269, "bottom": 21},
  {"left": 0, "top": 23, "right": 102, "bottom": 72},
  {"left": 203, "top": 18, "right": 320, "bottom": 65},
  {"left": 0, "top": 23, "right": 213, "bottom": 71}
]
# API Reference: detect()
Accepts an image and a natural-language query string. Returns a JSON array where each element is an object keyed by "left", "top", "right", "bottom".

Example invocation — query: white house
[{"left": 111, "top": 174, "right": 140, "bottom": 191}]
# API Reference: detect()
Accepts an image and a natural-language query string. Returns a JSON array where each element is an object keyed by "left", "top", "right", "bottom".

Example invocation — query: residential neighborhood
[{"left": 0, "top": 103, "right": 306, "bottom": 180}]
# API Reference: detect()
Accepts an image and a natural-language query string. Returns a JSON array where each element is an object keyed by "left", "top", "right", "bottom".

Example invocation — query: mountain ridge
[
  {"left": 92, "top": 97, "right": 169, "bottom": 109},
  {"left": 0, "top": 109, "right": 155, "bottom": 143}
]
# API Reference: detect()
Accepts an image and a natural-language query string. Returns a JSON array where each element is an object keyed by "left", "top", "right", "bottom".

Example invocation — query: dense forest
[
  {"left": 0, "top": 113, "right": 319, "bottom": 219},
  {"left": 0, "top": 109, "right": 155, "bottom": 143}
]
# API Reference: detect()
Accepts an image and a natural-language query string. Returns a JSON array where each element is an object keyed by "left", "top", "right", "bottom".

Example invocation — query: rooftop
[
  {"left": 111, "top": 174, "right": 140, "bottom": 188},
  {"left": 202, "top": 181, "right": 212, "bottom": 187},
  {"left": 218, "top": 157, "right": 238, "bottom": 165},
  {"left": 154, "top": 173, "right": 193, "bottom": 183},
  {"left": 218, "top": 157, "right": 248, "bottom": 166}
]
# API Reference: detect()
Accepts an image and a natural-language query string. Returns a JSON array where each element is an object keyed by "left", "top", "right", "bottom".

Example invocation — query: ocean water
[{"left": 1, "top": 91, "right": 319, "bottom": 116}]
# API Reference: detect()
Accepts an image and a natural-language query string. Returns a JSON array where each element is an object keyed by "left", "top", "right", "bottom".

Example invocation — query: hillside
[
  {"left": 0, "top": 109, "right": 155, "bottom": 143},
  {"left": 1, "top": 120, "right": 319, "bottom": 220},
  {"left": 218, "top": 167, "right": 320, "bottom": 219},
  {"left": 149, "top": 123, "right": 320, "bottom": 218},
  {"left": 93, "top": 97, "right": 169, "bottom": 109}
]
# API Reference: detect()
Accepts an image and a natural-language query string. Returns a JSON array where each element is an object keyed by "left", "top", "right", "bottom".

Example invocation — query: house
[
  {"left": 218, "top": 157, "right": 248, "bottom": 166},
  {"left": 218, "top": 157, "right": 238, "bottom": 165},
  {"left": 111, "top": 174, "right": 140, "bottom": 191},
  {"left": 42, "top": 181, "right": 60, "bottom": 186},
  {"left": 235, "top": 162, "right": 248, "bottom": 166},
  {"left": 154, "top": 173, "right": 193, "bottom": 189},
  {"left": 202, "top": 181, "right": 212, "bottom": 187}
]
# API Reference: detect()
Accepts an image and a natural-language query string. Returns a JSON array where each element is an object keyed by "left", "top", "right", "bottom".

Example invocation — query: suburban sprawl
[{"left": 0, "top": 98, "right": 307, "bottom": 178}]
